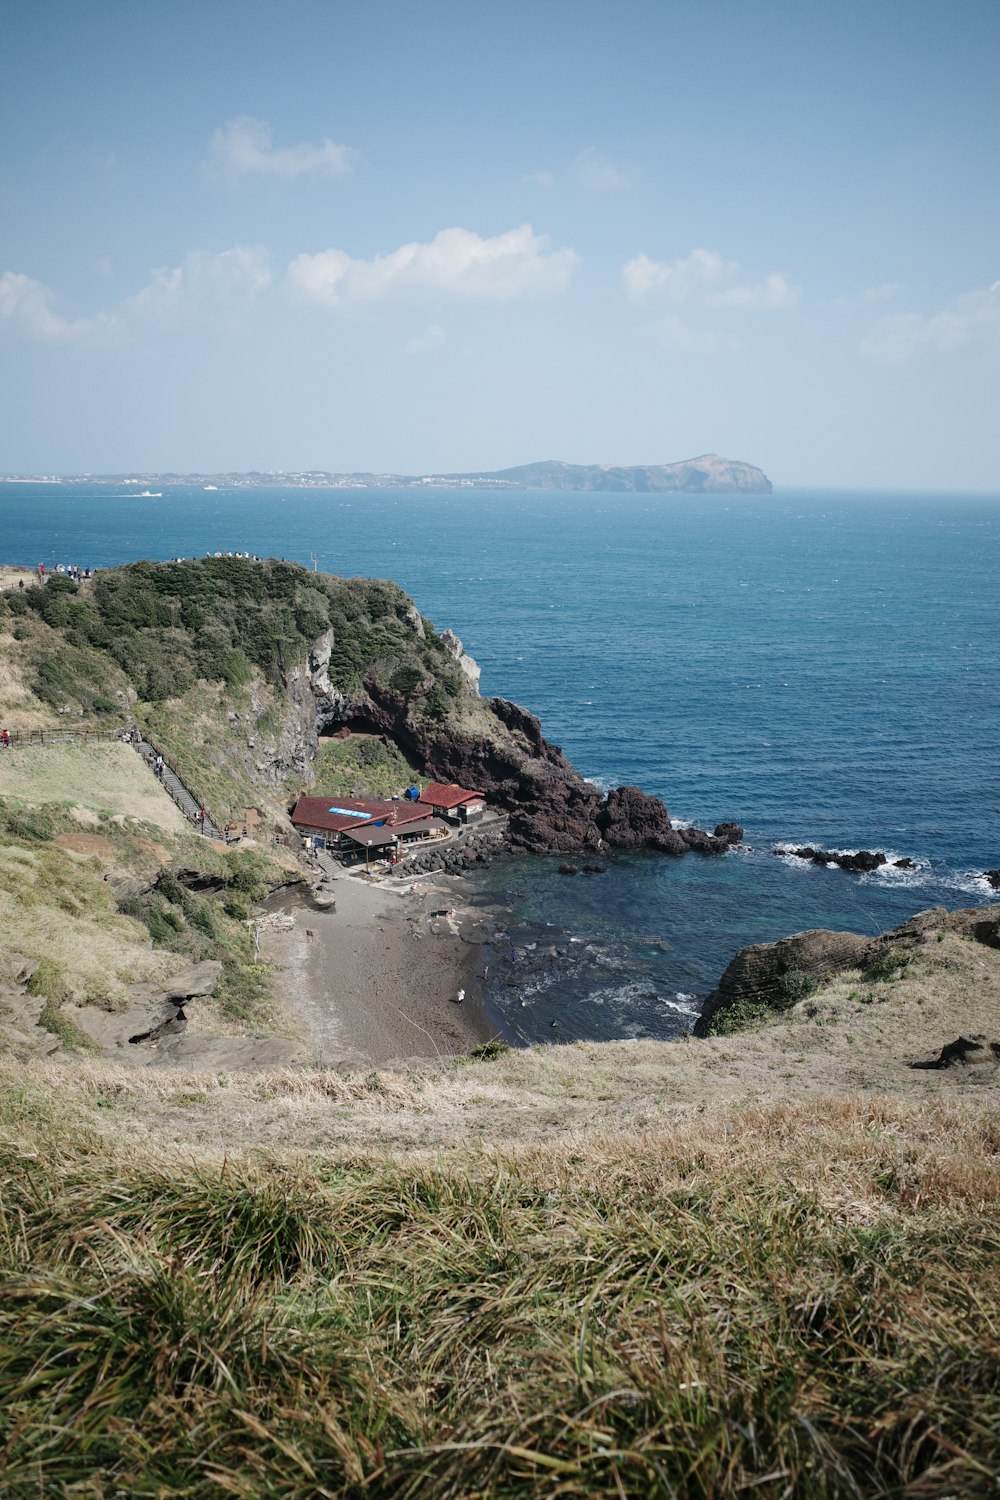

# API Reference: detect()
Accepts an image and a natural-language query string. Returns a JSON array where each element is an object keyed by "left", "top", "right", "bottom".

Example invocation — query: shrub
[
  {"left": 470, "top": 1038, "right": 511, "bottom": 1061},
  {"left": 865, "top": 946, "right": 910, "bottom": 982},
  {"left": 772, "top": 968, "right": 818, "bottom": 1008}
]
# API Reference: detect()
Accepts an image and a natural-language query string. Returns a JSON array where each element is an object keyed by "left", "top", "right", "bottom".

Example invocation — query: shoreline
[{"left": 261, "top": 866, "right": 496, "bottom": 1066}]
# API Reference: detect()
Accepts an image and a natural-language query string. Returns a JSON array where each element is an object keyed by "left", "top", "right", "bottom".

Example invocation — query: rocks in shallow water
[
  {"left": 774, "top": 845, "right": 888, "bottom": 874},
  {"left": 678, "top": 827, "right": 730, "bottom": 857},
  {"left": 558, "top": 863, "right": 579, "bottom": 876},
  {"left": 984, "top": 869, "right": 1000, "bottom": 890},
  {"left": 650, "top": 829, "right": 690, "bottom": 857},
  {"left": 713, "top": 822, "right": 744, "bottom": 845},
  {"left": 596, "top": 785, "right": 673, "bottom": 849},
  {"left": 894, "top": 857, "right": 915, "bottom": 869},
  {"left": 582, "top": 863, "right": 606, "bottom": 875}
]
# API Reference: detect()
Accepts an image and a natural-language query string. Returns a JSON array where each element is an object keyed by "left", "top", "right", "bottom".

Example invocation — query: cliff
[
  {"left": 0, "top": 558, "right": 736, "bottom": 856},
  {"left": 695, "top": 903, "right": 1000, "bottom": 1036}
]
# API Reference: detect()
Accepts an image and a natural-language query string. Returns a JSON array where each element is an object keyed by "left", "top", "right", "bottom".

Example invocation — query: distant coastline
[{"left": 0, "top": 452, "right": 772, "bottom": 496}]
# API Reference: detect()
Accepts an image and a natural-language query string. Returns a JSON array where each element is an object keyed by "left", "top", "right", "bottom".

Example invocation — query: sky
[{"left": 1, "top": 0, "right": 998, "bottom": 489}]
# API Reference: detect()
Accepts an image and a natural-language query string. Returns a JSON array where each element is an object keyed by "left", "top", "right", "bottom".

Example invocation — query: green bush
[
  {"left": 772, "top": 969, "right": 817, "bottom": 1008},
  {"left": 705, "top": 999, "right": 770, "bottom": 1036},
  {"left": 470, "top": 1038, "right": 511, "bottom": 1061},
  {"left": 865, "top": 946, "right": 910, "bottom": 982}
]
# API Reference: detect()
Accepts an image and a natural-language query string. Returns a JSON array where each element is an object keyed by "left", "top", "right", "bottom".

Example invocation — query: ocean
[{"left": 2, "top": 480, "right": 998, "bottom": 1044}]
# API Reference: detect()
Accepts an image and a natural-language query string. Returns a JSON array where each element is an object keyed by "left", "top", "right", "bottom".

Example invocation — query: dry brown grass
[
  {"left": 0, "top": 742, "right": 188, "bottom": 831},
  {"left": 0, "top": 628, "right": 56, "bottom": 730}
]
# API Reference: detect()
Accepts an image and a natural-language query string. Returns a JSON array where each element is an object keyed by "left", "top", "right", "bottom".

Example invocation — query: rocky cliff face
[
  {"left": 695, "top": 904, "right": 1000, "bottom": 1036},
  {"left": 299, "top": 629, "right": 739, "bottom": 856}
]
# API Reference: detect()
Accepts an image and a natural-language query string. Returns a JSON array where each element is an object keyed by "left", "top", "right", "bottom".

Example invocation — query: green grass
[
  {"left": 312, "top": 733, "right": 422, "bottom": 799},
  {"left": 1, "top": 793, "right": 287, "bottom": 1035},
  {"left": 26, "top": 959, "right": 99, "bottom": 1054},
  {"left": 2, "top": 1102, "right": 999, "bottom": 1496}
]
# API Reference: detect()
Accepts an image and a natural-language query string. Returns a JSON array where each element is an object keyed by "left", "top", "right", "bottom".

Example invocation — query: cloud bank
[
  {"left": 1, "top": 248, "right": 271, "bottom": 345},
  {"left": 861, "top": 281, "right": 1000, "bottom": 362},
  {"left": 0, "top": 272, "right": 119, "bottom": 343},
  {"left": 126, "top": 247, "right": 272, "bottom": 327},
  {"left": 622, "top": 248, "right": 800, "bottom": 310},
  {"left": 287, "top": 225, "right": 579, "bottom": 306},
  {"left": 206, "top": 116, "right": 359, "bottom": 180}
]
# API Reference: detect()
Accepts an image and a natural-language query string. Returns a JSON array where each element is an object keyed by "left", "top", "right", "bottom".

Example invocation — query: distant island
[{"left": 1, "top": 453, "right": 772, "bottom": 495}]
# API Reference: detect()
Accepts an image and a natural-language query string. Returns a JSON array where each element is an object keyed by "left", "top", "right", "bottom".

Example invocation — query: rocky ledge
[
  {"left": 304, "top": 627, "right": 743, "bottom": 857},
  {"left": 695, "top": 903, "right": 1000, "bottom": 1037}
]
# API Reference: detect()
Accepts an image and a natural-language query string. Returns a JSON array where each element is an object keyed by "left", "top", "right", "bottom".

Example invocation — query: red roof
[
  {"left": 290, "top": 795, "right": 432, "bottom": 834},
  {"left": 418, "top": 782, "right": 484, "bottom": 810}
]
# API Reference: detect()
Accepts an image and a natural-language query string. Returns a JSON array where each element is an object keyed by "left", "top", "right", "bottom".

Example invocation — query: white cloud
[
  {"left": 1, "top": 248, "right": 272, "bottom": 347},
  {"left": 622, "top": 248, "right": 736, "bottom": 303},
  {"left": 126, "top": 247, "right": 272, "bottom": 328},
  {"left": 860, "top": 281, "right": 1000, "bottom": 362},
  {"left": 710, "top": 272, "right": 800, "bottom": 311},
  {"left": 0, "top": 271, "right": 118, "bottom": 343},
  {"left": 622, "top": 247, "right": 800, "bottom": 311},
  {"left": 573, "top": 147, "right": 632, "bottom": 190},
  {"left": 287, "top": 225, "right": 579, "bottom": 306},
  {"left": 525, "top": 169, "right": 555, "bottom": 188},
  {"left": 206, "top": 116, "right": 359, "bottom": 180},
  {"left": 403, "top": 323, "right": 446, "bottom": 355}
]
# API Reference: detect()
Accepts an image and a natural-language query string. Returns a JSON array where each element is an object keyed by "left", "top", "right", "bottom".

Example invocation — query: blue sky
[{"left": 1, "top": 0, "right": 998, "bottom": 487}]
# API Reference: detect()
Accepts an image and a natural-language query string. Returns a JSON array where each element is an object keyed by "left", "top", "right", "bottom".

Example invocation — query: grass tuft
[{"left": 2, "top": 1095, "right": 1000, "bottom": 1495}]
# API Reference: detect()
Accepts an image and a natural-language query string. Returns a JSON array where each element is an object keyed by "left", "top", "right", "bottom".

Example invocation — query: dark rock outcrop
[
  {"left": 985, "top": 869, "right": 1000, "bottom": 890},
  {"left": 695, "top": 928, "right": 871, "bottom": 1036},
  {"left": 774, "top": 846, "right": 888, "bottom": 874},
  {"left": 695, "top": 903, "right": 1000, "bottom": 1037},
  {"left": 307, "top": 643, "right": 734, "bottom": 855},
  {"left": 912, "top": 1034, "right": 1000, "bottom": 1072},
  {"left": 714, "top": 823, "right": 744, "bottom": 845},
  {"left": 597, "top": 785, "right": 673, "bottom": 849}
]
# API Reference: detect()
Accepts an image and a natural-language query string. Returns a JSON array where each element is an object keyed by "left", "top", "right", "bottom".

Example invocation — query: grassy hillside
[
  {"left": 0, "top": 558, "right": 475, "bottom": 827},
  {"left": 3, "top": 914, "right": 1000, "bottom": 1492},
  {"left": 1, "top": 1075, "right": 998, "bottom": 1496},
  {"left": 0, "top": 744, "right": 298, "bottom": 1053},
  {"left": 0, "top": 559, "right": 465, "bottom": 717},
  {"left": 3, "top": 561, "right": 1000, "bottom": 1494}
]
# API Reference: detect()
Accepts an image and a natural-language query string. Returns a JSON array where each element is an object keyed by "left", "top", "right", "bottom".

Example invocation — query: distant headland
[{"left": 1, "top": 453, "right": 772, "bottom": 495}]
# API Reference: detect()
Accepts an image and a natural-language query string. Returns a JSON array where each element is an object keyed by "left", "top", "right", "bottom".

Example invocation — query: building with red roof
[
  {"left": 290, "top": 794, "right": 432, "bottom": 849},
  {"left": 418, "top": 782, "right": 486, "bottom": 822}
]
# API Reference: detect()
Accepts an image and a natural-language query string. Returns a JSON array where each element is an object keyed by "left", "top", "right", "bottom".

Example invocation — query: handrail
[{"left": 0, "top": 726, "right": 129, "bottom": 746}]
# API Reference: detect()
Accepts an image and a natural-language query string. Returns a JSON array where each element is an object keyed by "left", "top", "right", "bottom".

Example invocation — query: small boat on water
[
  {"left": 137, "top": 490, "right": 162, "bottom": 498},
  {"left": 203, "top": 484, "right": 218, "bottom": 491}
]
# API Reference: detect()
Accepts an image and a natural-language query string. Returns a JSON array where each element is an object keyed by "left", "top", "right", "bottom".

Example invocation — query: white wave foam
[
  {"left": 941, "top": 870, "right": 1000, "bottom": 898},
  {"left": 583, "top": 772, "right": 618, "bottom": 793}
]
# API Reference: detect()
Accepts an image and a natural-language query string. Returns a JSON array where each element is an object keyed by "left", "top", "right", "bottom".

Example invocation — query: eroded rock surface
[{"left": 695, "top": 903, "right": 1000, "bottom": 1037}]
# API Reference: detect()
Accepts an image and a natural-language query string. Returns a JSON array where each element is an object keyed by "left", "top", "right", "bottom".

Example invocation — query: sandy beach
[{"left": 261, "top": 866, "right": 497, "bottom": 1065}]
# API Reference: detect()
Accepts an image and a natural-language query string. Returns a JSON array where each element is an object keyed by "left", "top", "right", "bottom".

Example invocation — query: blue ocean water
[{"left": 2, "top": 481, "right": 998, "bottom": 1042}]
